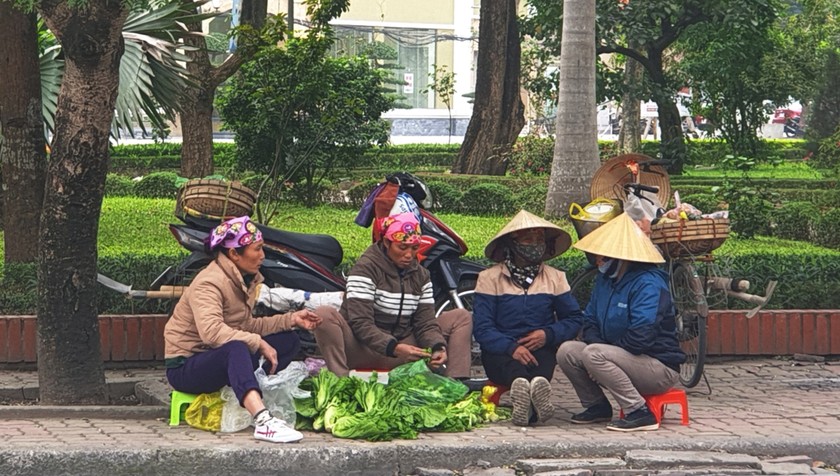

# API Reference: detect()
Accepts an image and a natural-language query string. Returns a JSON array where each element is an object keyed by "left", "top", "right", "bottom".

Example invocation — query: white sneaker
[
  {"left": 510, "top": 377, "right": 533, "bottom": 427},
  {"left": 253, "top": 416, "right": 303, "bottom": 443},
  {"left": 530, "top": 376, "right": 555, "bottom": 423}
]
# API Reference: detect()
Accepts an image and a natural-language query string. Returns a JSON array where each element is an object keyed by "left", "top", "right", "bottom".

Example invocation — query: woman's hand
[
  {"left": 292, "top": 309, "right": 322, "bottom": 330},
  {"left": 428, "top": 348, "right": 448, "bottom": 370},
  {"left": 394, "top": 343, "right": 431, "bottom": 362},
  {"left": 512, "top": 345, "right": 538, "bottom": 367},
  {"left": 517, "top": 329, "right": 547, "bottom": 351},
  {"left": 258, "top": 339, "right": 278, "bottom": 374}
]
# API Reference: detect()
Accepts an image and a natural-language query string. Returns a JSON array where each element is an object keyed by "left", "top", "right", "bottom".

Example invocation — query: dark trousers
[
  {"left": 481, "top": 344, "right": 559, "bottom": 387},
  {"left": 166, "top": 331, "right": 300, "bottom": 405}
]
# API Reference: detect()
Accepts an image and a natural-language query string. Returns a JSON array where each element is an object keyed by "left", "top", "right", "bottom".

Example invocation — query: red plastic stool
[
  {"left": 620, "top": 388, "right": 689, "bottom": 425},
  {"left": 485, "top": 382, "right": 510, "bottom": 405}
]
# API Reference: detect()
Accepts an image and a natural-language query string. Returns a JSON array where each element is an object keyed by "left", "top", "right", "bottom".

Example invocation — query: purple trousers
[{"left": 166, "top": 331, "right": 300, "bottom": 405}]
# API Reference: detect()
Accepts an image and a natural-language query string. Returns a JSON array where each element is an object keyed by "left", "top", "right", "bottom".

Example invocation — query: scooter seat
[
  {"left": 178, "top": 214, "right": 343, "bottom": 270},
  {"left": 258, "top": 225, "right": 343, "bottom": 269}
]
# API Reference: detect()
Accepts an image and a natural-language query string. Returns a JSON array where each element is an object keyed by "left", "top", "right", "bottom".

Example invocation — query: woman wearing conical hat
[
  {"left": 556, "top": 213, "right": 686, "bottom": 432},
  {"left": 473, "top": 210, "right": 584, "bottom": 427}
]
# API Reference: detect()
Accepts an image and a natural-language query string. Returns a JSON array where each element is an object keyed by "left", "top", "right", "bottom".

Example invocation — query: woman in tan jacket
[{"left": 164, "top": 216, "right": 321, "bottom": 443}]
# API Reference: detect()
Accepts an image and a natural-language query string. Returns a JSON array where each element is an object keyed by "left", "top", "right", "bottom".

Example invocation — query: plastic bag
[
  {"left": 387, "top": 360, "right": 469, "bottom": 405},
  {"left": 624, "top": 192, "right": 660, "bottom": 222},
  {"left": 219, "top": 386, "right": 252, "bottom": 433},
  {"left": 257, "top": 285, "right": 343, "bottom": 312},
  {"left": 220, "top": 360, "right": 311, "bottom": 433},
  {"left": 185, "top": 391, "right": 224, "bottom": 432},
  {"left": 304, "top": 357, "right": 327, "bottom": 376},
  {"left": 568, "top": 198, "right": 621, "bottom": 223}
]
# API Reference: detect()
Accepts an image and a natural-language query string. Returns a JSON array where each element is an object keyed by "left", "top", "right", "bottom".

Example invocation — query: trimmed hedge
[
  {"left": 1, "top": 200, "right": 839, "bottom": 312},
  {"left": 505, "top": 138, "right": 812, "bottom": 176},
  {"left": 769, "top": 202, "right": 819, "bottom": 241},
  {"left": 427, "top": 181, "right": 463, "bottom": 212},
  {"left": 1, "top": 255, "right": 184, "bottom": 316},
  {"left": 134, "top": 172, "right": 181, "bottom": 199},
  {"left": 458, "top": 183, "right": 516, "bottom": 215},
  {"left": 105, "top": 173, "right": 136, "bottom": 197},
  {"left": 671, "top": 177, "right": 838, "bottom": 190},
  {"left": 106, "top": 139, "right": 815, "bottom": 177},
  {"left": 109, "top": 143, "right": 237, "bottom": 172}
]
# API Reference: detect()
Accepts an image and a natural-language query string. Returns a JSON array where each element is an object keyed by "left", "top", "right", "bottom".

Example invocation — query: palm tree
[
  {"left": 545, "top": 0, "right": 600, "bottom": 218},
  {"left": 39, "top": 0, "right": 211, "bottom": 138},
  {"left": 29, "top": 0, "right": 215, "bottom": 405}
]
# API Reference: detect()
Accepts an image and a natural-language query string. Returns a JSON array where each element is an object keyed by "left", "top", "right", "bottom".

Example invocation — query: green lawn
[
  {"left": 0, "top": 199, "right": 544, "bottom": 263},
  {"left": 680, "top": 161, "right": 825, "bottom": 180},
  {"left": 3, "top": 197, "right": 835, "bottom": 265}
]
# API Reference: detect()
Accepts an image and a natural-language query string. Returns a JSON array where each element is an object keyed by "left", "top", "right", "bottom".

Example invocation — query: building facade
[{"left": 207, "top": 0, "right": 479, "bottom": 141}]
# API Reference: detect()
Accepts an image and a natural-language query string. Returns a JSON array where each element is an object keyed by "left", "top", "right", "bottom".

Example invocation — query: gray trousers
[
  {"left": 556, "top": 341, "right": 680, "bottom": 413},
  {"left": 312, "top": 306, "right": 473, "bottom": 378}
]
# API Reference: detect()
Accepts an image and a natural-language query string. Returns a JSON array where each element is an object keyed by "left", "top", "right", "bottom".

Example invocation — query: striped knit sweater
[{"left": 340, "top": 242, "right": 445, "bottom": 357}]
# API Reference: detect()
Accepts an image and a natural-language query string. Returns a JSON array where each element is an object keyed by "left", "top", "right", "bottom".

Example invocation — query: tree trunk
[
  {"left": 545, "top": 0, "right": 599, "bottom": 218},
  {"left": 654, "top": 95, "right": 686, "bottom": 175},
  {"left": 452, "top": 0, "right": 524, "bottom": 175},
  {"left": 617, "top": 51, "right": 642, "bottom": 154},
  {"left": 180, "top": 23, "right": 216, "bottom": 179},
  {"left": 36, "top": 0, "right": 128, "bottom": 405},
  {"left": 647, "top": 53, "right": 686, "bottom": 175},
  {"left": 0, "top": 6, "right": 46, "bottom": 261},
  {"left": 179, "top": 0, "right": 267, "bottom": 178}
]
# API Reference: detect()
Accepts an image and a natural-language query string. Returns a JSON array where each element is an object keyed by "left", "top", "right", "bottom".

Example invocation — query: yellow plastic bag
[
  {"left": 569, "top": 198, "right": 622, "bottom": 223},
  {"left": 184, "top": 391, "right": 224, "bottom": 432},
  {"left": 569, "top": 198, "right": 621, "bottom": 241}
]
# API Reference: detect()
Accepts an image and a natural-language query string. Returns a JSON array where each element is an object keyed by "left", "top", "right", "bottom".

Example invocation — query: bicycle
[{"left": 570, "top": 154, "right": 777, "bottom": 388}]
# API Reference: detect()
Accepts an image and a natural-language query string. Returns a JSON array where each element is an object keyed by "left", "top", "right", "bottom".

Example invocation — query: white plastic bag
[
  {"left": 257, "top": 285, "right": 343, "bottom": 312},
  {"left": 219, "top": 360, "right": 311, "bottom": 433},
  {"left": 220, "top": 386, "right": 251, "bottom": 433},
  {"left": 624, "top": 191, "right": 660, "bottom": 222}
]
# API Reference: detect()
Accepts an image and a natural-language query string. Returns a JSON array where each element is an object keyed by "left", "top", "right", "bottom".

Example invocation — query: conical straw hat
[
  {"left": 484, "top": 210, "right": 572, "bottom": 262},
  {"left": 590, "top": 153, "right": 671, "bottom": 207},
  {"left": 572, "top": 213, "right": 664, "bottom": 263}
]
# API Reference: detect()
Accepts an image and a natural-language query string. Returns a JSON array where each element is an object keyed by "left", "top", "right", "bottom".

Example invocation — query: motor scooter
[
  {"left": 97, "top": 173, "right": 484, "bottom": 353},
  {"left": 784, "top": 116, "right": 804, "bottom": 138}
]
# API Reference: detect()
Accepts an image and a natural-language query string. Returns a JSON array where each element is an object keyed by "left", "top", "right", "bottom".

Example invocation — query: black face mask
[{"left": 511, "top": 241, "right": 546, "bottom": 265}]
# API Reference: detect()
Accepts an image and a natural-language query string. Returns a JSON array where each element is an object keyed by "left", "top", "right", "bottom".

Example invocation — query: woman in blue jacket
[
  {"left": 473, "top": 210, "right": 583, "bottom": 426},
  {"left": 556, "top": 213, "right": 685, "bottom": 432}
]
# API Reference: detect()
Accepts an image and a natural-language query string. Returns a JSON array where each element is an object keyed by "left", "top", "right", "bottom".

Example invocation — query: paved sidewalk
[{"left": 1, "top": 358, "right": 839, "bottom": 475}]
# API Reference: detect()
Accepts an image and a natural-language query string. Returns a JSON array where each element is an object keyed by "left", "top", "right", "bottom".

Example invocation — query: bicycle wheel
[
  {"left": 670, "top": 262, "right": 708, "bottom": 388},
  {"left": 570, "top": 266, "right": 598, "bottom": 311}
]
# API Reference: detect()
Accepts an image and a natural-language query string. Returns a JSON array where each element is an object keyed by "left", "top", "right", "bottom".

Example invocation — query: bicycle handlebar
[{"left": 624, "top": 183, "right": 660, "bottom": 195}]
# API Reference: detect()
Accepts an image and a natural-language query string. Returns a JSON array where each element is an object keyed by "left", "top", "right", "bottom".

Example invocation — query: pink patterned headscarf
[
  {"left": 207, "top": 216, "right": 263, "bottom": 251},
  {"left": 381, "top": 212, "right": 422, "bottom": 244}
]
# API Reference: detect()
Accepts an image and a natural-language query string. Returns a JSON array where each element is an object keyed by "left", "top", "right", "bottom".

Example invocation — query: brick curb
[{"left": 0, "top": 437, "right": 838, "bottom": 476}]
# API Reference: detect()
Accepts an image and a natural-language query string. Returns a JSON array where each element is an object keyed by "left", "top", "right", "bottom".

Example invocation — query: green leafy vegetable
[{"left": 293, "top": 361, "right": 507, "bottom": 441}]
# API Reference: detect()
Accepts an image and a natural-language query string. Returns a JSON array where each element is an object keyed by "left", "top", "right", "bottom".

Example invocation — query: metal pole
[{"left": 287, "top": 0, "right": 294, "bottom": 32}]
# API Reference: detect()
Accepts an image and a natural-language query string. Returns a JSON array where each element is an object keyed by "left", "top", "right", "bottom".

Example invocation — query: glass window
[{"left": 332, "top": 26, "right": 436, "bottom": 109}]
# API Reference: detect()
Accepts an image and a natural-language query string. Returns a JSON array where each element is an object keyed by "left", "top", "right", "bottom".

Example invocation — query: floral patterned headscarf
[
  {"left": 207, "top": 216, "right": 262, "bottom": 251},
  {"left": 381, "top": 212, "right": 422, "bottom": 244}
]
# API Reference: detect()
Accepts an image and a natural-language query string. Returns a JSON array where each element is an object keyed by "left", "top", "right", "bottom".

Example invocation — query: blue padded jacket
[
  {"left": 473, "top": 263, "right": 583, "bottom": 355},
  {"left": 581, "top": 264, "right": 686, "bottom": 371}
]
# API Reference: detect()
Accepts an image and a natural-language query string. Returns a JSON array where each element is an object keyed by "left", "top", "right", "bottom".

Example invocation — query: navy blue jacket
[
  {"left": 581, "top": 264, "right": 686, "bottom": 371},
  {"left": 473, "top": 263, "right": 583, "bottom": 355}
]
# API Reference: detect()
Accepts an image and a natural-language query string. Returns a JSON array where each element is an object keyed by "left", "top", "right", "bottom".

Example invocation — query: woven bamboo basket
[
  {"left": 177, "top": 179, "right": 256, "bottom": 219},
  {"left": 649, "top": 218, "right": 730, "bottom": 259}
]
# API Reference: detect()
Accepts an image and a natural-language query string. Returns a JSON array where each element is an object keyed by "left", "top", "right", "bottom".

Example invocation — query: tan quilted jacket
[{"left": 164, "top": 253, "right": 295, "bottom": 358}]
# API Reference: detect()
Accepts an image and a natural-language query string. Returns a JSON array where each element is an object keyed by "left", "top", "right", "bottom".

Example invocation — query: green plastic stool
[{"left": 169, "top": 390, "right": 198, "bottom": 426}]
